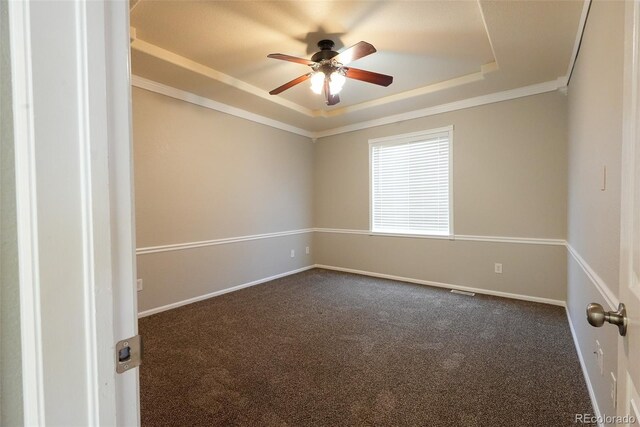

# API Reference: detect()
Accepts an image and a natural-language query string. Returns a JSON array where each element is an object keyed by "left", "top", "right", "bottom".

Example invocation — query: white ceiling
[{"left": 130, "top": 0, "right": 586, "bottom": 135}]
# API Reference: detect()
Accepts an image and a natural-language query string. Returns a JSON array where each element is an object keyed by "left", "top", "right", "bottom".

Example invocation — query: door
[
  {"left": 617, "top": 0, "right": 640, "bottom": 423},
  {"left": 8, "top": 0, "right": 139, "bottom": 424}
]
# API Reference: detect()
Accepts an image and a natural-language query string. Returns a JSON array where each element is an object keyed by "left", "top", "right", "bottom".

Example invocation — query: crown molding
[
  {"left": 477, "top": 0, "right": 499, "bottom": 70},
  {"left": 131, "top": 38, "right": 316, "bottom": 117},
  {"left": 129, "top": 0, "right": 587, "bottom": 137},
  {"left": 313, "top": 79, "right": 563, "bottom": 138},
  {"left": 323, "top": 62, "right": 498, "bottom": 117},
  {"left": 133, "top": 74, "right": 564, "bottom": 140},
  {"left": 131, "top": 75, "right": 314, "bottom": 138},
  {"left": 131, "top": 36, "right": 500, "bottom": 120},
  {"left": 563, "top": 0, "right": 592, "bottom": 87}
]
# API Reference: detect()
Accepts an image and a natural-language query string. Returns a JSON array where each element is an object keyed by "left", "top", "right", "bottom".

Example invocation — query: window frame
[{"left": 368, "top": 125, "right": 454, "bottom": 239}]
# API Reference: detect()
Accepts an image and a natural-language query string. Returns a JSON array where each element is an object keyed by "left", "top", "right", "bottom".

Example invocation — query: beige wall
[
  {"left": 0, "top": 0, "right": 23, "bottom": 423},
  {"left": 134, "top": 88, "right": 314, "bottom": 246},
  {"left": 314, "top": 92, "right": 568, "bottom": 301},
  {"left": 133, "top": 88, "right": 315, "bottom": 312},
  {"left": 137, "top": 233, "right": 313, "bottom": 312},
  {"left": 315, "top": 92, "right": 568, "bottom": 238},
  {"left": 567, "top": 1, "right": 623, "bottom": 293},
  {"left": 316, "top": 233, "right": 567, "bottom": 301},
  {"left": 566, "top": 0, "right": 625, "bottom": 419}
]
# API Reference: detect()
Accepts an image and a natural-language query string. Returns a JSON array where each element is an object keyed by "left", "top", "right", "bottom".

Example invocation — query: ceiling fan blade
[
  {"left": 344, "top": 67, "right": 393, "bottom": 87},
  {"left": 267, "top": 53, "right": 315, "bottom": 66},
  {"left": 269, "top": 73, "right": 312, "bottom": 95},
  {"left": 333, "top": 41, "right": 376, "bottom": 65}
]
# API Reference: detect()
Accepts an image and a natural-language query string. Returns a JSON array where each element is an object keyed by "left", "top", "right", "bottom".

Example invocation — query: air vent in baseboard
[{"left": 450, "top": 289, "right": 475, "bottom": 296}]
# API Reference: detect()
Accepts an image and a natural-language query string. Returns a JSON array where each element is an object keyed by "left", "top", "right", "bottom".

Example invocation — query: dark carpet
[{"left": 139, "top": 268, "right": 593, "bottom": 426}]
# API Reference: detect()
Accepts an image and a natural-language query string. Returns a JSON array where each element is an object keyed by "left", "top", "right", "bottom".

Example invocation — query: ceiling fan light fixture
[
  {"left": 310, "top": 71, "right": 325, "bottom": 94},
  {"left": 329, "top": 71, "right": 346, "bottom": 95},
  {"left": 268, "top": 40, "right": 393, "bottom": 105}
]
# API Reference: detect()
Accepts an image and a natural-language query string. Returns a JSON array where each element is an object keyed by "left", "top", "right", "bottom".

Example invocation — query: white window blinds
[{"left": 370, "top": 127, "right": 452, "bottom": 236}]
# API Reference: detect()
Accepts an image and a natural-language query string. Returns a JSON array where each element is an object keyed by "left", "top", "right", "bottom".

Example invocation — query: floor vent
[{"left": 450, "top": 289, "right": 475, "bottom": 296}]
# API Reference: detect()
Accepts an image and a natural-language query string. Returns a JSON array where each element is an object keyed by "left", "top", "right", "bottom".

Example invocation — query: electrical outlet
[
  {"left": 137, "top": 279, "right": 143, "bottom": 291},
  {"left": 306, "top": 246, "right": 310, "bottom": 254},
  {"left": 290, "top": 249, "right": 295, "bottom": 258},
  {"left": 610, "top": 372, "right": 617, "bottom": 408},
  {"left": 494, "top": 263, "right": 503, "bottom": 274}
]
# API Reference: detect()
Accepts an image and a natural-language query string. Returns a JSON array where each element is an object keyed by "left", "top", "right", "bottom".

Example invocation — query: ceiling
[{"left": 130, "top": 0, "right": 586, "bottom": 136}]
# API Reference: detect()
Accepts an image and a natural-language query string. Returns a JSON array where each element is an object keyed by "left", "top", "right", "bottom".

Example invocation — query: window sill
[{"left": 369, "top": 231, "right": 454, "bottom": 240}]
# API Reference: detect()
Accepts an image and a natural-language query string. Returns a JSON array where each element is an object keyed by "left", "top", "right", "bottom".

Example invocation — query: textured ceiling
[{"left": 130, "top": 0, "right": 585, "bottom": 134}]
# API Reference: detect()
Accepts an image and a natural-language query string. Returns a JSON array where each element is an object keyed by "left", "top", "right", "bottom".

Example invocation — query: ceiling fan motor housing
[{"left": 311, "top": 39, "right": 339, "bottom": 62}]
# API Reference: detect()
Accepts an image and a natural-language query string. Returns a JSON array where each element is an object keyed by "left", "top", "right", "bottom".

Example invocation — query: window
[{"left": 369, "top": 126, "right": 453, "bottom": 237}]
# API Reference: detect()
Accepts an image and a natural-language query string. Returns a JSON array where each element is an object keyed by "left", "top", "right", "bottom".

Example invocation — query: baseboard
[
  {"left": 138, "top": 265, "right": 315, "bottom": 318},
  {"left": 565, "top": 307, "right": 603, "bottom": 427},
  {"left": 315, "top": 264, "right": 566, "bottom": 307},
  {"left": 140, "top": 262, "right": 566, "bottom": 318}
]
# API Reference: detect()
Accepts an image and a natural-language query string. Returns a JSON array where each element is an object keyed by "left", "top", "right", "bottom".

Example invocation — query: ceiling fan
[{"left": 267, "top": 40, "right": 393, "bottom": 106}]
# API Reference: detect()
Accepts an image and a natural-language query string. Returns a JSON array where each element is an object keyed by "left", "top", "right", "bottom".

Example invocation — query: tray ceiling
[{"left": 130, "top": 0, "right": 586, "bottom": 134}]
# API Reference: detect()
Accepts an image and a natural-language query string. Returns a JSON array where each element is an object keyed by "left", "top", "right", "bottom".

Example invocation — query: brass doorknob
[{"left": 586, "top": 303, "right": 627, "bottom": 336}]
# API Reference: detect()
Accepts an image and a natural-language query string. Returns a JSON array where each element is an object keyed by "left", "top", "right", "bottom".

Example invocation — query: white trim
[
  {"left": 138, "top": 263, "right": 565, "bottom": 318},
  {"left": 476, "top": 1, "right": 499, "bottom": 69},
  {"left": 368, "top": 141, "right": 373, "bottom": 240},
  {"left": 131, "top": 75, "right": 563, "bottom": 140},
  {"left": 455, "top": 234, "right": 566, "bottom": 246},
  {"left": 315, "top": 228, "right": 566, "bottom": 246},
  {"left": 136, "top": 228, "right": 314, "bottom": 255},
  {"left": 315, "top": 264, "right": 566, "bottom": 307},
  {"left": 313, "top": 80, "right": 562, "bottom": 138},
  {"left": 75, "top": 2, "right": 105, "bottom": 423},
  {"left": 130, "top": 39, "right": 315, "bottom": 117},
  {"left": 131, "top": 75, "right": 314, "bottom": 138},
  {"left": 563, "top": 0, "right": 592, "bottom": 87},
  {"left": 8, "top": 0, "right": 46, "bottom": 424},
  {"left": 565, "top": 307, "right": 604, "bottom": 427},
  {"left": 132, "top": 35, "right": 501, "bottom": 120},
  {"left": 136, "top": 228, "right": 567, "bottom": 256},
  {"left": 618, "top": 0, "right": 640, "bottom": 418},
  {"left": 138, "top": 265, "right": 315, "bottom": 317},
  {"left": 108, "top": 4, "right": 141, "bottom": 426},
  {"left": 314, "top": 228, "right": 370, "bottom": 236},
  {"left": 368, "top": 126, "right": 454, "bottom": 145},
  {"left": 368, "top": 231, "right": 452, "bottom": 240},
  {"left": 323, "top": 65, "right": 497, "bottom": 118},
  {"left": 449, "top": 128, "right": 455, "bottom": 237},
  {"left": 566, "top": 243, "right": 619, "bottom": 311}
]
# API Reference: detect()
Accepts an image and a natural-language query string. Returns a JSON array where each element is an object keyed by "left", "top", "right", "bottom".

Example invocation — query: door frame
[
  {"left": 8, "top": 0, "right": 45, "bottom": 424},
  {"left": 617, "top": 0, "right": 640, "bottom": 422},
  {"left": 8, "top": 0, "right": 138, "bottom": 425}
]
